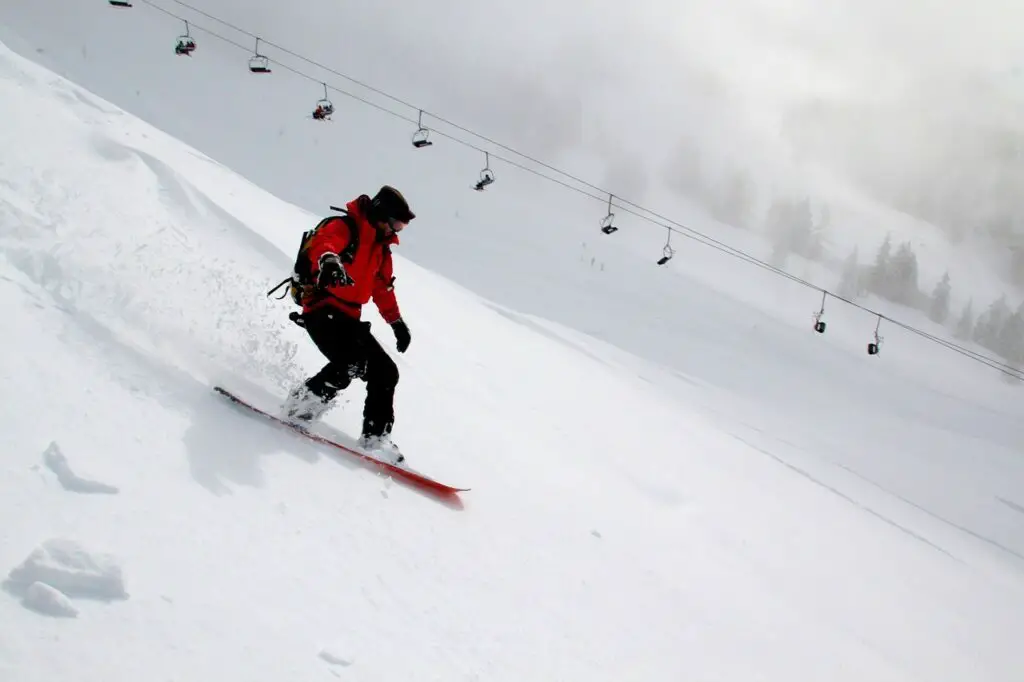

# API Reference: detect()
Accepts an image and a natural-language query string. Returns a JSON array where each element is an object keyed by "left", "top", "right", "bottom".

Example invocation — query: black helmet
[{"left": 370, "top": 185, "right": 415, "bottom": 223}]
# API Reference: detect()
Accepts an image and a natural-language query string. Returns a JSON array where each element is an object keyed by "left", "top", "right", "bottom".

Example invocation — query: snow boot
[
  {"left": 358, "top": 434, "right": 405, "bottom": 465},
  {"left": 282, "top": 383, "right": 333, "bottom": 424}
]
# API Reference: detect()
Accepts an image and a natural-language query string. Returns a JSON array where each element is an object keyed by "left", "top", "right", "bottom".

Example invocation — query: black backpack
[{"left": 267, "top": 206, "right": 360, "bottom": 307}]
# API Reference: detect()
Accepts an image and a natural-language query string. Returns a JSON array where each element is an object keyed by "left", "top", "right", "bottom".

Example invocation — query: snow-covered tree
[
  {"left": 928, "top": 272, "right": 951, "bottom": 324},
  {"left": 765, "top": 196, "right": 824, "bottom": 265},
  {"left": 837, "top": 246, "right": 863, "bottom": 299},
  {"left": 955, "top": 299, "right": 975, "bottom": 340},
  {"left": 867, "top": 233, "right": 892, "bottom": 296},
  {"left": 1010, "top": 247, "right": 1024, "bottom": 288},
  {"left": 974, "top": 295, "right": 1011, "bottom": 351},
  {"left": 997, "top": 301, "right": 1024, "bottom": 364},
  {"left": 865, "top": 235, "right": 921, "bottom": 306},
  {"left": 887, "top": 241, "right": 920, "bottom": 305}
]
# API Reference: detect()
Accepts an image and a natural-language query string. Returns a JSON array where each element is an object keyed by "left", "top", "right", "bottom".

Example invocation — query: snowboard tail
[{"left": 213, "top": 386, "right": 469, "bottom": 498}]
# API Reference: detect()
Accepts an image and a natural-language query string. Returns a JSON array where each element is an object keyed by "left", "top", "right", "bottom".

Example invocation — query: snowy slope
[
  {"left": 3, "top": 36, "right": 1024, "bottom": 682},
  {"left": 6, "top": 35, "right": 1024, "bottom": 679}
]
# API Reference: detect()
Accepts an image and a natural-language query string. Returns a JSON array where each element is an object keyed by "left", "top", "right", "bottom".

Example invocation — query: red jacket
[{"left": 301, "top": 196, "right": 401, "bottom": 323}]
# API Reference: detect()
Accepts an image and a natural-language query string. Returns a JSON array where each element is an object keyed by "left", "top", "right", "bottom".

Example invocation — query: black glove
[
  {"left": 317, "top": 253, "right": 354, "bottom": 289},
  {"left": 391, "top": 318, "right": 411, "bottom": 353}
]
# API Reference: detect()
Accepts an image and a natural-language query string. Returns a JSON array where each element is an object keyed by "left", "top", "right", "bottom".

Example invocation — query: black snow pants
[{"left": 301, "top": 308, "right": 399, "bottom": 439}]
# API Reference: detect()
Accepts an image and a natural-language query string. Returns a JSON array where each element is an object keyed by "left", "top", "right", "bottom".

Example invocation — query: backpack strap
[
  {"left": 337, "top": 214, "right": 359, "bottom": 264},
  {"left": 266, "top": 276, "right": 292, "bottom": 299},
  {"left": 315, "top": 210, "right": 360, "bottom": 264}
]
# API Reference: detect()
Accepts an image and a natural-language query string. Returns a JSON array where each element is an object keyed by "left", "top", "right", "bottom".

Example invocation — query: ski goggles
[{"left": 387, "top": 217, "right": 408, "bottom": 232}]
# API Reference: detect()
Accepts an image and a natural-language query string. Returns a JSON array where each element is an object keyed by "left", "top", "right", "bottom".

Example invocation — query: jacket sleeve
[
  {"left": 304, "top": 218, "right": 351, "bottom": 278},
  {"left": 371, "top": 249, "right": 401, "bottom": 323}
]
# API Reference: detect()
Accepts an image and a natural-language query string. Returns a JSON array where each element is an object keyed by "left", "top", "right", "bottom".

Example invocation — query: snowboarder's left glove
[
  {"left": 391, "top": 318, "right": 411, "bottom": 353},
  {"left": 317, "top": 253, "right": 354, "bottom": 289}
]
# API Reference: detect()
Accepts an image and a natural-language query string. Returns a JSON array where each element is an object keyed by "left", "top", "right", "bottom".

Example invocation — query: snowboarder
[{"left": 281, "top": 185, "right": 415, "bottom": 463}]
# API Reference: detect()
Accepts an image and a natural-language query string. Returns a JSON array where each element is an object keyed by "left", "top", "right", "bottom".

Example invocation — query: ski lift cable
[
  {"left": 139, "top": 1, "right": 1024, "bottom": 381},
  {"left": 135, "top": 5, "right": 637, "bottom": 208},
  {"left": 220, "top": 18, "right": 810, "bottom": 277},
  {"left": 885, "top": 318, "right": 1024, "bottom": 379},
  {"left": 823, "top": 289, "right": 1023, "bottom": 378},
  {"left": 140, "top": 0, "right": 1024, "bottom": 381},
  {"left": 154, "top": 0, "right": 633, "bottom": 198},
  {"left": 136, "top": 0, "right": 826, "bottom": 283},
  {"left": 157, "top": 0, "right": 422, "bottom": 112},
  {"left": 145, "top": 4, "right": 619, "bottom": 202},
  {"left": 123, "top": 3, "right": 966, "bottom": 303},
  {"left": 139, "top": 3, "right": 425, "bottom": 126},
  {"left": 132, "top": 0, "right": 1024, "bottom": 381},
  {"left": 142, "top": 4, "right": 617, "bottom": 193}
]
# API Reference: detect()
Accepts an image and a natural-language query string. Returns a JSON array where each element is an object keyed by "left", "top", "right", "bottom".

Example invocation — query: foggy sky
[
  {"left": 233, "top": 0, "right": 1022, "bottom": 234},
  {"left": 110, "top": 0, "right": 1024, "bottom": 234}
]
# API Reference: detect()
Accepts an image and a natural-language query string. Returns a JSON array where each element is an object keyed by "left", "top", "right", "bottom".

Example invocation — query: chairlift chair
[
  {"left": 175, "top": 37, "right": 196, "bottom": 56},
  {"left": 108, "top": 0, "right": 132, "bottom": 7},
  {"left": 474, "top": 168, "right": 495, "bottom": 191},
  {"left": 174, "top": 21, "right": 195, "bottom": 56},
  {"left": 867, "top": 316, "right": 883, "bottom": 355},
  {"left": 312, "top": 101, "right": 334, "bottom": 120},
  {"left": 249, "top": 54, "right": 271, "bottom": 73},
  {"left": 599, "top": 194, "right": 618, "bottom": 234},
  {"left": 656, "top": 228, "right": 674, "bottom": 265},
  {"left": 412, "top": 127, "right": 432, "bottom": 148},
  {"left": 599, "top": 215, "right": 618, "bottom": 235},
  {"left": 248, "top": 38, "right": 271, "bottom": 73},
  {"left": 312, "top": 83, "right": 334, "bottom": 120},
  {"left": 812, "top": 291, "right": 828, "bottom": 333},
  {"left": 473, "top": 152, "right": 494, "bottom": 190},
  {"left": 657, "top": 243, "right": 674, "bottom": 266},
  {"left": 412, "top": 110, "right": 433, "bottom": 148}
]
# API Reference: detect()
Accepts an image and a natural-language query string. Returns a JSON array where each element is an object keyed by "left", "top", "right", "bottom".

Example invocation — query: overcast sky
[
  {"left": 219, "top": 0, "right": 1023, "bottom": 224},
  {"left": 196, "top": 2, "right": 1021, "bottom": 151},
  {"left": 12, "top": 0, "right": 1022, "bottom": 236}
]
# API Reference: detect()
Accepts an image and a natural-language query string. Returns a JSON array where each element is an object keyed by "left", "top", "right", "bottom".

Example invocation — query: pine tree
[
  {"left": 837, "top": 246, "right": 861, "bottom": 299},
  {"left": 928, "top": 272, "right": 951, "bottom": 324},
  {"left": 1011, "top": 247, "right": 1024, "bottom": 288},
  {"left": 786, "top": 202, "right": 828, "bottom": 263},
  {"left": 792, "top": 198, "right": 821, "bottom": 261},
  {"left": 868, "top": 233, "right": 892, "bottom": 297},
  {"left": 974, "top": 295, "right": 1011, "bottom": 351},
  {"left": 765, "top": 198, "right": 794, "bottom": 267},
  {"left": 997, "top": 301, "right": 1024, "bottom": 364},
  {"left": 955, "top": 299, "right": 974, "bottom": 340},
  {"left": 888, "top": 241, "right": 920, "bottom": 305},
  {"left": 767, "top": 196, "right": 826, "bottom": 264}
]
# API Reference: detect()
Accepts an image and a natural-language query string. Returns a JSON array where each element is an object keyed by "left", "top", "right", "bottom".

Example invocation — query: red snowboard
[{"left": 214, "top": 386, "right": 469, "bottom": 499}]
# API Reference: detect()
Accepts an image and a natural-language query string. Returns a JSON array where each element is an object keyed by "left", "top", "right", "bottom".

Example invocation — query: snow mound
[
  {"left": 6, "top": 538, "right": 127, "bottom": 601},
  {"left": 42, "top": 442, "right": 119, "bottom": 494},
  {"left": 21, "top": 581, "right": 78, "bottom": 618}
]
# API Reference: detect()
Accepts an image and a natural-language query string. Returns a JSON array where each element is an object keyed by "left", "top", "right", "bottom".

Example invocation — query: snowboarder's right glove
[
  {"left": 317, "top": 252, "right": 354, "bottom": 289},
  {"left": 391, "top": 318, "right": 411, "bottom": 353}
]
